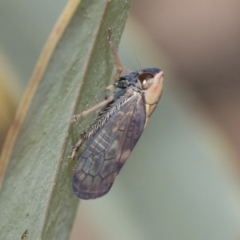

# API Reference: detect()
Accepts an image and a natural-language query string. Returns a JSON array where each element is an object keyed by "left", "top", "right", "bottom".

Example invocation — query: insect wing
[{"left": 72, "top": 92, "right": 146, "bottom": 199}]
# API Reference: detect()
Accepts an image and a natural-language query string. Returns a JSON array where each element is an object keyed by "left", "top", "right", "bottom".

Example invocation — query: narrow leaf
[{"left": 0, "top": 0, "right": 131, "bottom": 239}]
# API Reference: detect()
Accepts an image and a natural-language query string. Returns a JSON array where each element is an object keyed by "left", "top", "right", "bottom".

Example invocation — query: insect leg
[
  {"left": 69, "top": 93, "right": 114, "bottom": 160},
  {"left": 107, "top": 27, "right": 129, "bottom": 81},
  {"left": 69, "top": 138, "right": 85, "bottom": 160},
  {"left": 72, "top": 95, "right": 114, "bottom": 123}
]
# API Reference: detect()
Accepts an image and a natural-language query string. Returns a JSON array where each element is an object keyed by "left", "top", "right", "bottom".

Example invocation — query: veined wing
[{"left": 72, "top": 91, "right": 146, "bottom": 199}]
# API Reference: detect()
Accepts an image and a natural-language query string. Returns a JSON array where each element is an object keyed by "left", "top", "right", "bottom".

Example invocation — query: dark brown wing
[{"left": 72, "top": 91, "right": 146, "bottom": 199}]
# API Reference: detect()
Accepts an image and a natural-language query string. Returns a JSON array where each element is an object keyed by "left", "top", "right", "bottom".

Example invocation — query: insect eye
[{"left": 138, "top": 72, "right": 155, "bottom": 90}]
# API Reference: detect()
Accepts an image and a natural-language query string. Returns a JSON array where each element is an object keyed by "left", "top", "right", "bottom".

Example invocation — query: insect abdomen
[{"left": 72, "top": 90, "right": 146, "bottom": 199}]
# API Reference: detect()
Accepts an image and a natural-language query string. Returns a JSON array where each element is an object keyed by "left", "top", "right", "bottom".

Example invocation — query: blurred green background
[{"left": 1, "top": 1, "right": 240, "bottom": 240}]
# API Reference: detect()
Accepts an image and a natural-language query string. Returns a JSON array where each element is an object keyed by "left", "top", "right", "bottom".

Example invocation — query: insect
[{"left": 70, "top": 27, "right": 164, "bottom": 199}]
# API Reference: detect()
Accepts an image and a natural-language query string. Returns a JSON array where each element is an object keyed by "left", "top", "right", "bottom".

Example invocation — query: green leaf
[{"left": 0, "top": 0, "right": 131, "bottom": 239}]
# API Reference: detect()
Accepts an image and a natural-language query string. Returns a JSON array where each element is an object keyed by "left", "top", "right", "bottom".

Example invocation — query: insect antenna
[{"left": 134, "top": 50, "right": 142, "bottom": 70}]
